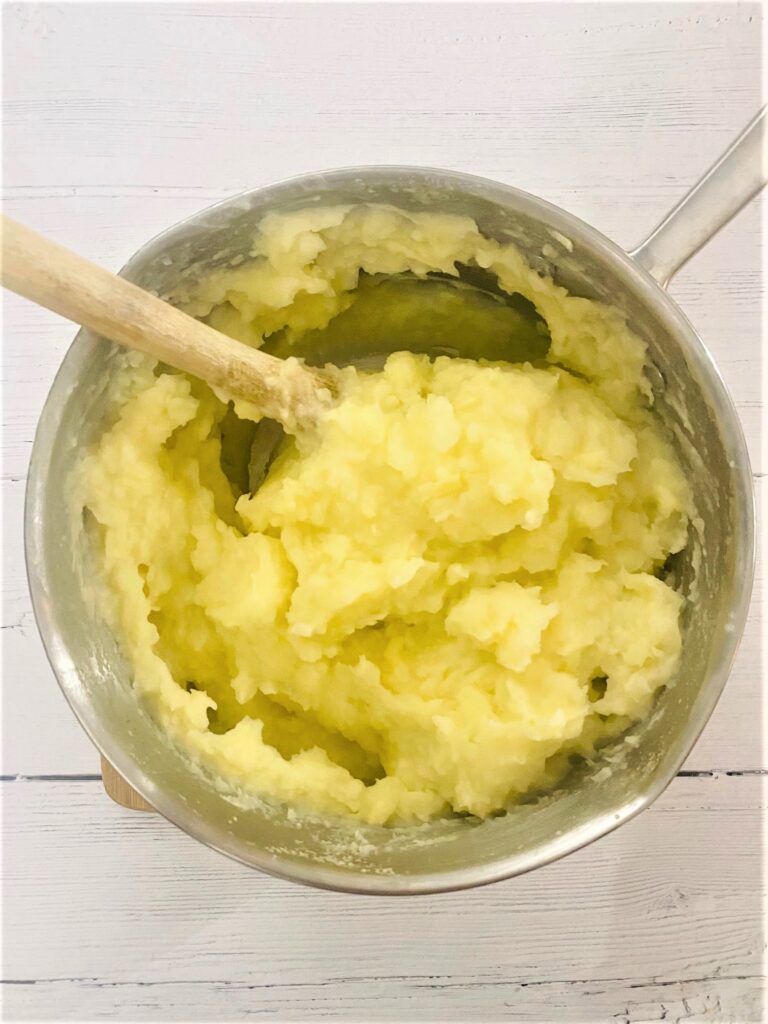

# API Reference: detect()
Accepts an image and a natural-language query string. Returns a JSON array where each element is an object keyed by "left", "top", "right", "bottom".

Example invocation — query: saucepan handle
[{"left": 629, "top": 106, "right": 767, "bottom": 287}]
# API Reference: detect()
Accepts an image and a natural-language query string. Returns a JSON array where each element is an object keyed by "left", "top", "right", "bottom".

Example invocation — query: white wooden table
[{"left": 2, "top": 4, "right": 763, "bottom": 1021}]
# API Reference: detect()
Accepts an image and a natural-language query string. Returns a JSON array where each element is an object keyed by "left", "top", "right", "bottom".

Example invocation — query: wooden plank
[
  {"left": 3, "top": 3, "right": 761, "bottom": 196},
  {"left": 1, "top": 775, "right": 764, "bottom": 1021},
  {"left": 2, "top": 976, "right": 763, "bottom": 1023}
]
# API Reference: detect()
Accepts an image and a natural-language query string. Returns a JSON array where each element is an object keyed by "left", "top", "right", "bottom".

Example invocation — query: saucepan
[{"left": 25, "top": 109, "right": 764, "bottom": 893}]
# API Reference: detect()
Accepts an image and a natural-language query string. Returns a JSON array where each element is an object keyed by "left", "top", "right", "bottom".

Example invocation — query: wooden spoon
[{"left": 0, "top": 215, "right": 337, "bottom": 430}]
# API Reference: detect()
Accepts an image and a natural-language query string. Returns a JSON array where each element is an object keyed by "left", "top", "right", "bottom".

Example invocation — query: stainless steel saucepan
[{"left": 25, "top": 109, "right": 765, "bottom": 893}]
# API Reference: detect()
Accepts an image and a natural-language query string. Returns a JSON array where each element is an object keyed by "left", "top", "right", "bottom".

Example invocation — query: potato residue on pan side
[{"left": 76, "top": 205, "right": 692, "bottom": 825}]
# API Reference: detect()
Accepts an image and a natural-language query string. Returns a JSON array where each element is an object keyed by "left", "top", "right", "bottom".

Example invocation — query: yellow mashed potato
[{"left": 76, "top": 205, "right": 692, "bottom": 825}]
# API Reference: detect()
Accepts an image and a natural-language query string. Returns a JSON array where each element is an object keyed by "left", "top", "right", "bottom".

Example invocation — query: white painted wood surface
[{"left": 1, "top": 3, "right": 763, "bottom": 1022}]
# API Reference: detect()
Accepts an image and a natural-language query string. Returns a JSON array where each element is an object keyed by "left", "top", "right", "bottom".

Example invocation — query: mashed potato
[{"left": 76, "top": 205, "right": 691, "bottom": 825}]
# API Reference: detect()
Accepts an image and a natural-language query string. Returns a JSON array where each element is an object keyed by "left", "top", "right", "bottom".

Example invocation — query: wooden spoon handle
[
  {"left": 0, "top": 215, "right": 335, "bottom": 428},
  {"left": 100, "top": 756, "right": 154, "bottom": 812}
]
